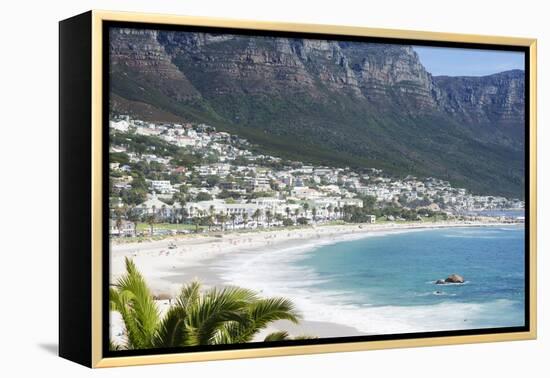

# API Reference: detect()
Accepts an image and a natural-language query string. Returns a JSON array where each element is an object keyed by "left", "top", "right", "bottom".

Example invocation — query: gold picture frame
[{"left": 59, "top": 9, "right": 537, "bottom": 368}]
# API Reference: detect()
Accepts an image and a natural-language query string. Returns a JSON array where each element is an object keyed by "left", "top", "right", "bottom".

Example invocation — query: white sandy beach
[{"left": 110, "top": 220, "right": 517, "bottom": 341}]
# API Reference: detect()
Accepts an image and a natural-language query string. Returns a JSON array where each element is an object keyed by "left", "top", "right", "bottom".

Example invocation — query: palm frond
[
  {"left": 185, "top": 286, "right": 257, "bottom": 345},
  {"left": 249, "top": 297, "right": 301, "bottom": 326},
  {"left": 264, "top": 331, "right": 290, "bottom": 342},
  {"left": 152, "top": 306, "right": 189, "bottom": 348},
  {"left": 263, "top": 331, "right": 316, "bottom": 342},
  {"left": 218, "top": 296, "right": 301, "bottom": 344},
  {"left": 109, "top": 339, "right": 123, "bottom": 351},
  {"left": 109, "top": 287, "right": 123, "bottom": 312},
  {"left": 174, "top": 281, "right": 201, "bottom": 310},
  {"left": 110, "top": 260, "right": 308, "bottom": 349},
  {"left": 110, "top": 258, "right": 160, "bottom": 349}
]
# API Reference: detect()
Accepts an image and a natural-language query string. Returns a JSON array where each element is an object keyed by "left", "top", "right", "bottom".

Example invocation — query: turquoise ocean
[{"left": 216, "top": 226, "right": 525, "bottom": 335}]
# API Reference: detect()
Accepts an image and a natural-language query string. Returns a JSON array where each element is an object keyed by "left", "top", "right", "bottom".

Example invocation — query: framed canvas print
[{"left": 59, "top": 10, "right": 537, "bottom": 368}]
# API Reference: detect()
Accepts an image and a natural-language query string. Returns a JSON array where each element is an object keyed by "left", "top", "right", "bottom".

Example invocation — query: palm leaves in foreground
[{"left": 110, "top": 258, "right": 312, "bottom": 350}]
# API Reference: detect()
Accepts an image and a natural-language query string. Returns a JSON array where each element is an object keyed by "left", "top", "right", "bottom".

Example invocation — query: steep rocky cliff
[
  {"left": 434, "top": 70, "right": 525, "bottom": 143},
  {"left": 108, "top": 27, "right": 526, "bottom": 198}
]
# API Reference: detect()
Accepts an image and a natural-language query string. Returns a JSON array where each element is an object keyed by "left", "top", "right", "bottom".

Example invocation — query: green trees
[
  {"left": 113, "top": 205, "right": 126, "bottom": 236},
  {"left": 118, "top": 174, "right": 148, "bottom": 206},
  {"left": 205, "top": 175, "right": 220, "bottom": 188},
  {"left": 253, "top": 209, "right": 262, "bottom": 224},
  {"left": 217, "top": 213, "right": 228, "bottom": 231},
  {"left": 196, "top": 192, "right": 213, "bottom": 202},
  {"left": 172, "top": 186, "right": 188, "bottom": 210},
  {"left": 126, "top": 208, "right": 140, "bottom": 237},
  {"left": 362, "top": 195, "right": 377, "bottom": 209},
  {"left": 110, "top": 258, "right": 306, "bottom": 350},
  {"left": 192, "top": 216, "right": 202, "bottom": 233},
  {"left": 110, "top": 152, "right": 130, "bottom": 165},
  {"left": 302, "top": 202, "right": 309, "bottom": 216},
  {"left": 145, "top": 211, "right": 157, "bottom": 236},
  {"left": 282, "top": 218, "right": 294, "bottom": 227}
]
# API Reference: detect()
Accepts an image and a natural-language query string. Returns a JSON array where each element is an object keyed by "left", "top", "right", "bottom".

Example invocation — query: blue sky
[{"left": 413, "top": 46, "right": 524, "bottom": 77}]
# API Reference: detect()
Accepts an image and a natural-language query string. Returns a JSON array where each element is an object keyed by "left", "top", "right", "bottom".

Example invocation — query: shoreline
[
  {"left": 110, "top": 220, "right": 523, "bottom": 340},
  {"left": 111, "top": 218, "right": 521, "bottom": 246}
]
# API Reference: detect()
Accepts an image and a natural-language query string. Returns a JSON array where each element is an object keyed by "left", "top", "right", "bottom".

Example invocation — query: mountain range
[{"left": 108, "top": 27, "right": 526, "bottom": 198}]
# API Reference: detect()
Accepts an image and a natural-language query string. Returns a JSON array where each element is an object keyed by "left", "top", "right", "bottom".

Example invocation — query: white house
[
  {"left": 109, "top": 119, "right": 130, "bottom": 132},
  {"left": 184, "top": 200, "right": 272, "bottom": 223},
  {"left": 365, "top": 215, "right": 376, "bottom": 224},
  {"left": 109, "top": 219, "right": 136, "bottom": 237},
  {"left": 175, "top": 136, "right": 196, "bottom": 147},
  {"left": 134, "top": 195, "right": 174, "bottom": 218},
  {"left": 338, "top": 198, "right": 364, "bottom": 208},
  {"left": 149, "top": 180, "right": 174, "bottom": 194},
  {"left": 250, "top": 197, "right": 284, "bottom": 207}
]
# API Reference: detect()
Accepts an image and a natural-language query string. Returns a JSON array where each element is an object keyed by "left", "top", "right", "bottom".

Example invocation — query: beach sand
[{"left": 110, "top": 220, "right": 513, "bottom": 341}]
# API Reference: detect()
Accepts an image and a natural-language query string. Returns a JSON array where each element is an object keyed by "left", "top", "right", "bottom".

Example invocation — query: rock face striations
[
  {"left": 434, "top": 70, "right": 525, "bottom": 145},
  {"left": 109, "top": 28, "right": 526, "bottom": 198}
]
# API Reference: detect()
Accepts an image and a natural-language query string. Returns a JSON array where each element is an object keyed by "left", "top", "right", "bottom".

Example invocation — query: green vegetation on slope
[{"left": 109, "top": 37, "right": 525, "bottom": 198}]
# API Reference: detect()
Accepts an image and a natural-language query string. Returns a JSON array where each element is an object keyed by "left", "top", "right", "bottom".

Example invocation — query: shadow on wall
[{"left": 38, "top": 343, "right": 58, "bottom": 356}]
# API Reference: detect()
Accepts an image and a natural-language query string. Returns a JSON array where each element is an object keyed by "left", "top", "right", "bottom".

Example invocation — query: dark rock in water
[
  {"left": 435, "top": 274, "right": 465, "bottom": 284},
  {"left": 445, "top": 274, "right": 465, "bottom": 283}
]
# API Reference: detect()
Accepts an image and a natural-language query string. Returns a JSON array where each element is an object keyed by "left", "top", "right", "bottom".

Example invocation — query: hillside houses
[
  {"left": 133, "top": 195, "right": 181, "bottom": 219},
  {"left": 108, "top": 115, "right": 524, "bottom": 236}
]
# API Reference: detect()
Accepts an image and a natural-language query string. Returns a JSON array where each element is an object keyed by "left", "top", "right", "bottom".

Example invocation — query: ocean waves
[{"left": 213, "top": 226, "right": 525, "bottom": 336}]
